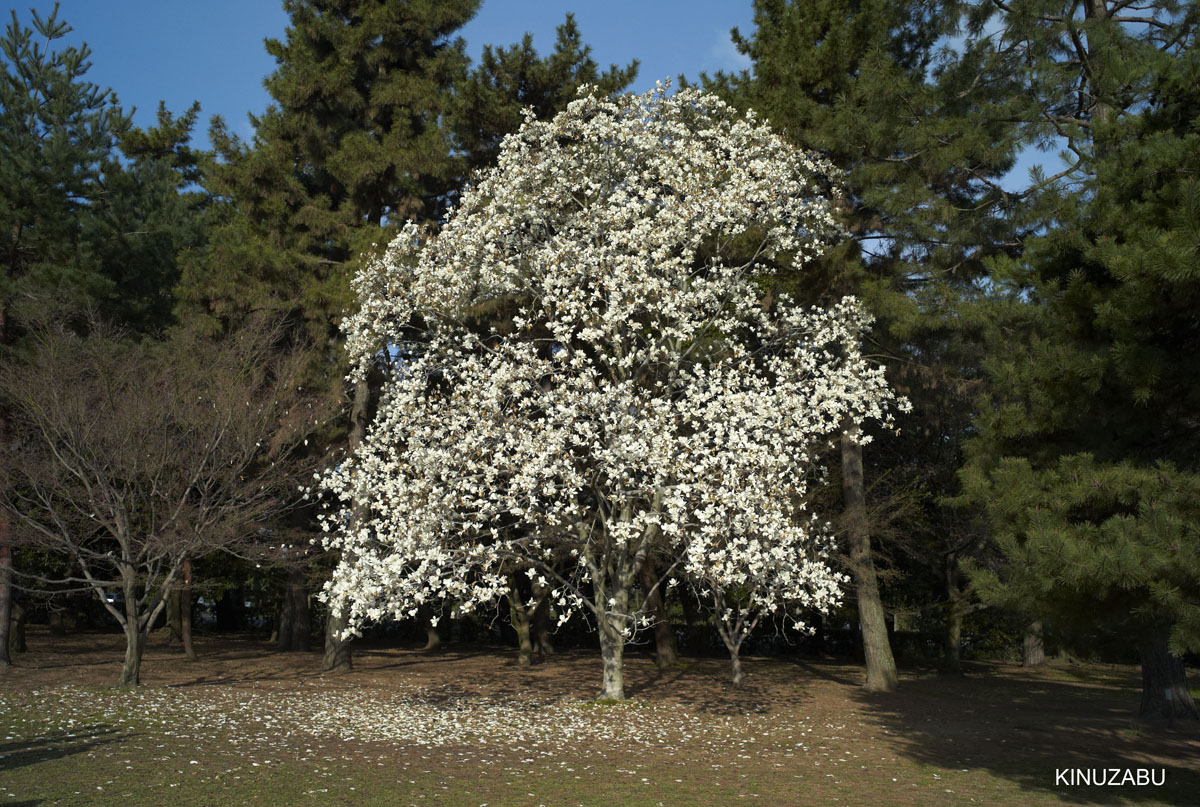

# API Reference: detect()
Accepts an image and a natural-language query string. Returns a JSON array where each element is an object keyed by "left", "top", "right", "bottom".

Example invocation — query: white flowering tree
[{"left": 318, "top": 85, "right": 904, "bottom": 700}]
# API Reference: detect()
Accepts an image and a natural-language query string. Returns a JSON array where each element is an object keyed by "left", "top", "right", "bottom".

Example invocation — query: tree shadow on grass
[
  {"left": 855, "top": 662, "right": 1200, "bottom": 806},
  {"left": 0, "top": 725, "right": 125, "bottom": 773}
]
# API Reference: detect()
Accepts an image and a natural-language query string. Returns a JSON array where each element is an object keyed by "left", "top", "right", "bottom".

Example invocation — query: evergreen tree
[
  {"left": 450, "top": 13, "right": 638, "bottom": 179},
  {"left": 706, "top": 0, "right": 1020, "bottom": 688},
  {"left": 1, "top": 5, "right": 126, "bottom": 323},
  {"left": 959, "top": 0, "right": 1200, "bottom": 721},
  {"left": 176, "top": 0, "right": 481, "bottom": 345}
]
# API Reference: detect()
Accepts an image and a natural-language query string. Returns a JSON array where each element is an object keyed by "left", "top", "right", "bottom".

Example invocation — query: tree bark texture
[
  {"left": 421, "top": 606, "right": 441, "bottom": 652},
  {"left": 1022, "top": 620, "right": 1045, "bottom": 668},
  {"left": 321, "top": 601, "right": 353, "bottom": 672},
  {"left": 507, "top": 576, "right": 536, "bottom": 666},
  {"left": 532, "top": 595, "right": 555, "bottom": 657},
  {"left": 118, "top": 579, "right": 145, "bottom": 687},
  {"left": 277, "top": 567, "right": 311, "bottom": 652},
  {"left": 729, "top": 645, "right": 743, "bottom": 688},
  {"left": 0, "top": 303, "right": 10, "bottom": 669},
  {"left": 639, "top": 560, "right": 678, "bottom": 669},
  {"left": 842, "top": 424, "right": 899, "bottom": 692},
  {"left": 1138, "top": 627, "right": 1199, "bottom": 723},
  {"left": 597, "top": 620, "right": 626, "bottom": 700}
]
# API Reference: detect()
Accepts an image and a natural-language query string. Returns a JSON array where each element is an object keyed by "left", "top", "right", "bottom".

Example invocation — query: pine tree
[
  {"left": 706, "top": 0, "right": 1020, "bottom": 689},
  {"left": 176, "top": 0, "right": 481, "bottom": 344},
  {"left": 959, "top": 0, "right": 1200, "bottom": 721},
  {"left": 450, "top": 13, "right": 638, "bottom": 180}
]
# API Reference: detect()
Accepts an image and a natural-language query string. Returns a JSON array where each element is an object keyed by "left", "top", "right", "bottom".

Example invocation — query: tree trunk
[
  {"left": 944, "top": 600, "right": 963, "bottom": 675},
  {"left": 7, "top": 601, "right": 25, "bottom": 656},
  {"left": 421, "top": 607, "right": 441, "bottom": 652},
  {"left": 321, "top": 601, "right": 353, "bottom": 672},
  {"left": 597, "top": 619, "right": 626, "bottom": 700},
  {"left": 942, "top": 554, "right": 964, "bottom": 675},
  {"left": 1023, "top": 621, "right": 1045, "bottom": 667},
  {"left": 680, "top": 590, "right": 709, "bottom": 656},
  {"left": 215, "top": 587, "right": 245, "bottom": 632},
  {"left": 49, "top": 609, "right": 68, "bottom": 636},
  {"left": 277, "top": 567, "right": 310, "bottom": 652},
  {"left": 165, "top": 588, "right": 182, "bottom": 643},
  {"left": 321, "top": 377, "right": 372, "bottom": 671},
  {"left": 0, "top": 514, "right": 11, "bottom": 669},
  {"left": 842, "top": 424, "right": 898, "bottom": 692},
  {"left": 1137, "top": 627, "right": 1199, "bottom": 723},
  {"left": 268, "top": 599, "right": 282, "bottom": 645},
  {"left": 180, "top": 557, "right": 197, "bottom": 661},
  {"left": 508, "top": 577, "right": 535, "bottom": 667},
  {"left": 513, "top": 613, "right": 534, "bottom": 667},
  {"left": 729, "top": 644, "right": 743, "bottom": 687},
  {"left": 118, "top": 580, "right": 145, "bottom": 687},
  {"left": 640, "top": 561, "right": 678, "bottom": 669},
  {"left": 532, "top": 595, "right": 555, "bottom": 657}
]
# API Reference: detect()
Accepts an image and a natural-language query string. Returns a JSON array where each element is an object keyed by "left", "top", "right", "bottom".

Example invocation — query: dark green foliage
[
  {"left": 450, "top": 13, "right": 638, "bottom": 180},
  {"left": 1, "top": 8, "right": 206, "bottom": 335},
  {"left": 960, "top": 2, "right": 1200, "bottom": 668},
  {"left": 177, "top": 0, "right": 482, "bottom": 346},
  {"left": 1, "top": 6, "right": 124, "bottom": 322},
  {"left": 969, "top": 456, "right": 1200, "bottom": 653}
]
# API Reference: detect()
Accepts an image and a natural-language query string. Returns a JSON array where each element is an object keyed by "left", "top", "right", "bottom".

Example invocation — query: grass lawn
[{"left": 1, "top": 628, "right": 1197, "bottom": 806}]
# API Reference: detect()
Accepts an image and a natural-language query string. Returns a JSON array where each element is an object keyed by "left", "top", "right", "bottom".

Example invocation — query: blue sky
[
  {"left": 45, "top": 1, "right": 754, "bottom": 141},
  {"left": 37, "top": 1, "right": 1055, "bottom": 188}
]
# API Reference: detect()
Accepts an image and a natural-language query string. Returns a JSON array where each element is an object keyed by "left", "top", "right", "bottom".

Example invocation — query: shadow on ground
[
  {"left": 0, "top": 724, "right": 125, "bottom": 773},
  {"left": 855, "top": 662, "right": 1200, "bottom": 806}
]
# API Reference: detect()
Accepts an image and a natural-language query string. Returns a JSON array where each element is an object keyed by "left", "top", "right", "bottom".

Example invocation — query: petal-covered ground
[{"left": 1, "top": 629, "right": 1197, "bottom": 806}]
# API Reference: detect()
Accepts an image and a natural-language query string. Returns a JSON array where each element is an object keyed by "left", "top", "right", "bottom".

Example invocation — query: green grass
[{"left": 2, "top": 636, "right": 1198, "bottom": 807}]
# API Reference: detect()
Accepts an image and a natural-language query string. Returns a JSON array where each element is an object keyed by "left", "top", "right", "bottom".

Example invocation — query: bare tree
[{"left": 0, "top": 318, "right": 327, "bottom": 685}]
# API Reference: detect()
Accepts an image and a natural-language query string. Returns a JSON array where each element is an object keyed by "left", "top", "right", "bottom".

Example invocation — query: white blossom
[{"left": 316, "top": 85, "right": 906, "bottom": 695}]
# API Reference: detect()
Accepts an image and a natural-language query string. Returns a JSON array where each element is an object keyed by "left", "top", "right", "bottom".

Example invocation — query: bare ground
[{"left": 1, "top": 627, "right": 1198, "bottom": 806}]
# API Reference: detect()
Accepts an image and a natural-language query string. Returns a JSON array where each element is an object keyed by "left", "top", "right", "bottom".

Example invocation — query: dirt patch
[{"left": 2, "top": 627, "right": 1198, "bottom": 806}]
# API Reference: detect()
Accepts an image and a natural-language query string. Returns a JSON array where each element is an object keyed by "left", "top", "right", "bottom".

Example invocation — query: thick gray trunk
[
  {"left": 842, "top": 425, "right": 898, "bottom": 692},
  {"left": 514, "top": 617, "right": 534, "bottom": 667},
  {"left": 421, "top": 606, "right": 441, "bottom": 651},
  {"left": 1138, "top": 627, "right": 1198, "bottom": 723},
  {"left": 597, "top": 621, "right": 626, "bottom": 700},
  {"left": 729, "top": 645, "right": 743, "bottom": 687},
  {"left": 532, "top": 595, "right": 555, "bottom": 656},
  {"left": 944, "top": 601, "right": 963, "bottom": 675},
  {"left": 1022, "top": 621, "right": 1045, "bottom": 668}
]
